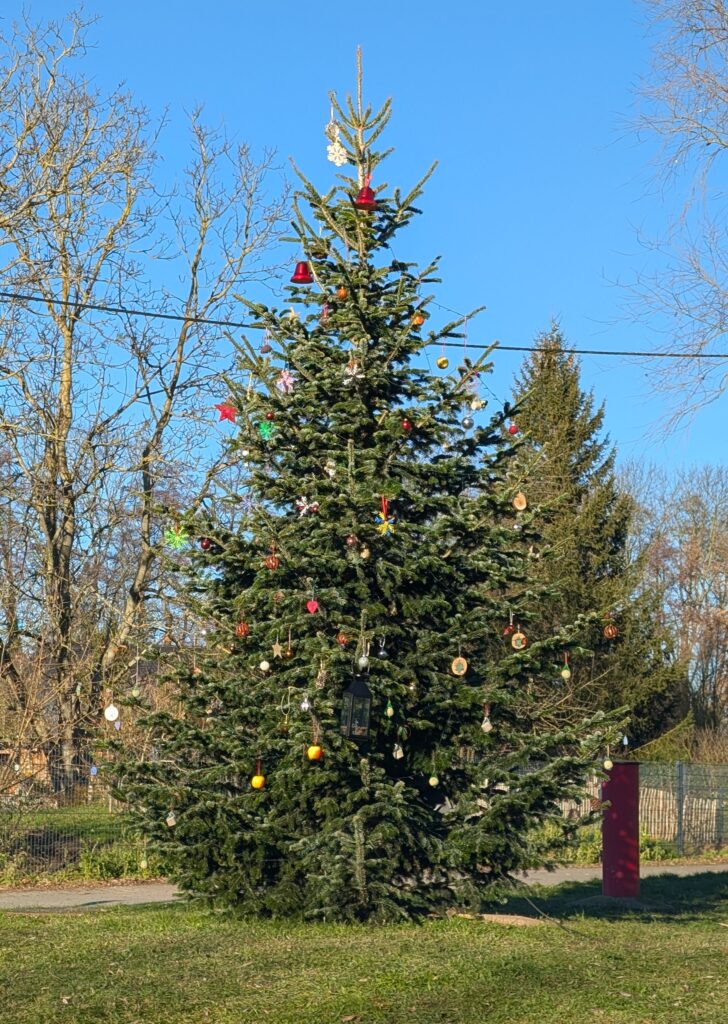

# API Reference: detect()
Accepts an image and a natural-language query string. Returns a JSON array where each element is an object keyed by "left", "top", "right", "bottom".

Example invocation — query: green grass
[{"left": 0, "top": 872, "right": 726, "bottom": 1024}]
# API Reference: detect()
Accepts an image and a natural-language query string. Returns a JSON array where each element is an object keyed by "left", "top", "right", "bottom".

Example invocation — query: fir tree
[
  {"left": 116, "top": 67, "right": 619, "bottom": 921},
  {"left": 510, "top": 325, "right": 686, "bottom": 744}
]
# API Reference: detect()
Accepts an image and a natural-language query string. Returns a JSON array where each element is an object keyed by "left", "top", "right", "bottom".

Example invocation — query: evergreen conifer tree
[
  {"left": 510, "top": 325, "right": 686, "bottom": 744},
  {"left": 116, "top": 70, "right": 619, "bottom": 921}
]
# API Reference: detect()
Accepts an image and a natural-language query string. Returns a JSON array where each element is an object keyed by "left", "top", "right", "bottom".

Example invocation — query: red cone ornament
[{"left": 291, "top": 261, "right": 313, "bottom": 284}]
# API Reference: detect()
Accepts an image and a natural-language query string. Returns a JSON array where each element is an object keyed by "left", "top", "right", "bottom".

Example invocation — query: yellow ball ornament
[
  {"left": 307, "top": 745, "right": 323, "bottom": 761},
  {"left": 251, "top": 774, "right": 266, "bottom": 789},
  {"left": 436, "top": 356, "right": 449, "bottom": 369}
]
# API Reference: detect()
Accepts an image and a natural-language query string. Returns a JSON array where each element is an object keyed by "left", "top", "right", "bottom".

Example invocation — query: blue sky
[{"left": 4, "top": 1, "right": 724, "bottom": 469}]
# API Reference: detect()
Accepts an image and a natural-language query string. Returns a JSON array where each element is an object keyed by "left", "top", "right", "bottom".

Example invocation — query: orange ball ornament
[
  {"left": 336, "top": 285, "right": 348, "bottom": 301},
  {"left": 604, "top": 623, "right": 619, "bottom": 640},
  {"left": 264, "top": 553, "right": 280, "bottom": 570},
  {"left": 251, "top": 774, "right": 266, "bottom": 789},
  {"left": 412, "top": 311, "right": 426, "bottom": 327},
  {"left": 307, "top": 745, "right": 323, "bottom": 761},
  {"left": 235, "top": 621, "right": 250, "bottom": 638}
]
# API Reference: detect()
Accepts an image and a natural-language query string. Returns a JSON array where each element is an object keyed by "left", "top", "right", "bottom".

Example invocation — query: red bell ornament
[
  {"left": 291, "top": 261, "right": 313, "bottom": 284},
  {"left": 354, "top": 178, "right": 377, "bottom": 211}
]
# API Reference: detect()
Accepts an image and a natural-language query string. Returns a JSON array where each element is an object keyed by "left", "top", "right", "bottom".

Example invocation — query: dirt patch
[{"left": 453, "top": 912, "right": 543, "bottom": 926}]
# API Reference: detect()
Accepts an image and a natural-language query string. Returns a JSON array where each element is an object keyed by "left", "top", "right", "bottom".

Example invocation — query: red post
[{"left": 602, "top": 760, "right": 640, "bottom": 898}]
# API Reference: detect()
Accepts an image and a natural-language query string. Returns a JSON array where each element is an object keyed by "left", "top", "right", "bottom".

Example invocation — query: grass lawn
[{"left": 0, "top": 873, "right": 726, "bottom": 1024}]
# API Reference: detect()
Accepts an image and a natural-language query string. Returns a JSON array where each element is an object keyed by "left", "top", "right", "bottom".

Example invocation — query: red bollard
[{"left": 602, "top": 760, "right": 640, "bottom": 898}]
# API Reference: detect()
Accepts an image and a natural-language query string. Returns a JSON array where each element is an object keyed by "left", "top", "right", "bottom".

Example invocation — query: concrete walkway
[{"left": 0, "top": 863, "right": 726, "bottom": 911}]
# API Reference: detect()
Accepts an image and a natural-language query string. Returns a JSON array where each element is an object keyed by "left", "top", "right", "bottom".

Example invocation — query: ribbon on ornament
[{"left": 374, "top": 495, "right": 396, "bottom": 536}]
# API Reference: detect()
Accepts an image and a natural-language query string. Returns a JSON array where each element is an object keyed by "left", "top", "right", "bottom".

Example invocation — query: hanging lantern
[
  {"left": 340, "top": 676, "right": 372, "bottom": 742},
  {"left": 291, "top": 260, "right": 313, "bottom": 284},
  {"left": 354, "top": 177, "right": 377, "bottom": 211}
]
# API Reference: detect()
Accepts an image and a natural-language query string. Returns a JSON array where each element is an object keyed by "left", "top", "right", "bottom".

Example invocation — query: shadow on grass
[{"left": 501, "top": 869, "right": 728, "bottom": 923}]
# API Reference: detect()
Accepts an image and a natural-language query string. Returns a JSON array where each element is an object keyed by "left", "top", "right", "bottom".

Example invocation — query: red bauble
[
  {"left": 291, "top": 261, "right": 313, "bottom": 284},
  {"left": 306, "top": 599, "right": 319, "bottom": 614},
  {"left": 508, "top": 423, "right": 519, "bottom": 435},
  {"left": 199, "top": 537, "right": 212, "bottom": 551},
  {"left": 265, "top": 411, "right": 275, "bottom": 422},
  {"left": 402, "top": 418, "right": 413, "bottom": 432},
  {"left": 354, "top": 184, "right": 377, "bottom": 211},
  {"left": 345, "top": 534, "right": 358, "bottom": 547}
]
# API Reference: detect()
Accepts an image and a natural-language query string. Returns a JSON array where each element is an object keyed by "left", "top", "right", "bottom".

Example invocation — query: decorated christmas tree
[{"left": 116, "top": 62, "right": 619, "bottom": 921}]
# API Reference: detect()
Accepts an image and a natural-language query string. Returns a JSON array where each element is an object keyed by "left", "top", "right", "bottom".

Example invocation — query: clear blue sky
[{"left": 4, "top": 1, "right": 724, "bottom": 469}]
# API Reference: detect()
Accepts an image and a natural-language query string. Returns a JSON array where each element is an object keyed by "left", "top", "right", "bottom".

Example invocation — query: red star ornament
[{"left": 215, "top": 403, "right": 237, "bottom": 423}]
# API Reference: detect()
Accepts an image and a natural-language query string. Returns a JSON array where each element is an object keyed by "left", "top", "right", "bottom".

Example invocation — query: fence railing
[{"left": 558, "top": 761, "right": 728, "bottom": 855}]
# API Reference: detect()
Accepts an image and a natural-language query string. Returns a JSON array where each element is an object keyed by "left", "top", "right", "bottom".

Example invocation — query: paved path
[{"left": 0, "top": 864, "right": 725, "bottom": 911}]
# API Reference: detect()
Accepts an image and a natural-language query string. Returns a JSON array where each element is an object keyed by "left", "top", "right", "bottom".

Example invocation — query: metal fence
[
  {"left": 1, "top": 761, "right": 727, "bottom": 881},
  {"left": 559, "top": 761, "right": 728, "bottom": 855}
]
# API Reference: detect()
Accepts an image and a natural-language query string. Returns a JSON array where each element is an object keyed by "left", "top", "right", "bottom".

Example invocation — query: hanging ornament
[
  {"left": 276, "top": 369, "right": 296, "bottom": 394},
  {"left": 199, "top": 536, "right": 212, "bottom": 551},
  {"left": 345, "top": 534, "right": 358, "bottom": 547},
  {"left": 393, "top": 743, "right": 404, "bottom": 760},
  {"left": 603, "top": 757, "right": 614, "bottom": 771},
  {"left": 374, "top": 495, "right": 396, "bottom": 536},
  {"left": 451, "top": 655, "right": 468, "bottom": 676},
  {"left": 336, "top": 631, "right": 349, "bottom": 648},
  {"left": 259, "top": 660, "right": 271, "bottom": 673},
  {"left": 508, "top": 422, "right": 519, "bottom": 435},
  {"left": 251, "top": 761, "right": 266, "bottom": 789},
  {"left": 104, "top": 703, "right": 119, "bottom": 722},
  {"left": 325, "top": 110, "right": 347, "bottom": 166},
  {"left": 295, "top": 496, "right": 320, "bottom": 516},
  {"left": 300, "top": 697, "right": 311, "bottom": 712},
  {"left": 561, "top": 653, "right": 572, "bottom": 681},
  {"left": 354, "top": 175, "right": 377, "bottom": 211},
  {"left": 481, "top": 704, "right": 493, "bottom": 733},
  {"left": 272, "top": 635, "right": 283, "bottom": 658},
  {"left": 324, "top": 459, "right": 337, "bottom": 479},
  {"left": 235, "top": 621, "right": 250, "bottom": 638},
  {"left": 511, "top": 630, "right": 527, "bottom": 651},
  {"left": 428, "top": 775, "right": 439, "bottom": 787},
  {"left": 291, "top": 260, "right": 314, "bottom": 284},
  {"left": 264, "top": 545, "right": 280, "bottom": 570},
  {"left": 436, "top": 355, "right": 449, "bottom": 369},
  {"left": 401, "top": 417, "right": 413, "bottom": 432},
  {"left": 385, "top": 699, "right": 394, "bottom": 718},
  {"left": 622, "top": 734, "right": 629, "bottom": 751},
  {"left": 306, "top": 742, "right": 324, "bottom": 762},
  {"left": 470, "top": 397, "right": 486, "bottom": 411},
  {"left": 604, "top": 616, "right": 619, "bottom": 640},
  {"left": 357, "top": 642, "right": 370, "bottom": 670},
  {"left": 360, "top": 545, "right": 371, "bottom": 560},
  {"left": 164, "top": 526, "right": 188, "bottom": 550},
  {"left": 319, "top": 302, "right": 330, "bottom": 324},
  {"left": 502, "top": 610, "right": 515, "bottom": 637},
  {"left": 214, "top": 402, "right": 237, "bottom": 423},
  {"left": 336, "top": 285, "right": 348, "bottom": 301},
  {"left": 259, "top": 336, "right": 272, "bottom": 355},
  {"left": 412, "top": 311, "right": 426, "bottom": 327},
  {"left": 306, "top": 585, "right": 319, "bottom": 614},
  {"left": 315, "top": 660, "right": 327, "bottom": 689},
  {"left": 377, "top": 637, "right": 388, "bottom": 658},
  {"left": 258, "top": 420, "right": 275, "bottom": 440},
  {"left": 344, "top": 358, "right": 364, "bottom": 387},
  {"left": 165, "top": 812, "right": 176, "bottom": 828},
  {"left": 512, "top": 492, "right": 528, "bottom": 511},
  {"left": 285, "top": 627, "right": 293, "bottom": 659},
  {"left": 461, "top": 415, "right": 474, "bottom": 429}
]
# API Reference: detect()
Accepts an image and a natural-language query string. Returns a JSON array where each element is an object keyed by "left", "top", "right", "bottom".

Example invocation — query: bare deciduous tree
[
  {"left": 629, "top": 1, "right": 728, "bottom": 419},
  {"left": 623, "top": 461, "right": 728, "bottom": 729},
  {"left": 0, "top": 11, "right": 287, "bottom": 792}
]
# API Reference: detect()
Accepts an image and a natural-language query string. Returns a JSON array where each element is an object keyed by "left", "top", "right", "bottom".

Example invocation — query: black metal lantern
[{"left": 340, "top": 676, "right": 372, "bottom": 741}]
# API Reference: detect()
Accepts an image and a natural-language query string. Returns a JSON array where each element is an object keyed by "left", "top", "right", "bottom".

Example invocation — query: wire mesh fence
[{"left": 1, "top": 761, "right": 726, "bottom": 882}]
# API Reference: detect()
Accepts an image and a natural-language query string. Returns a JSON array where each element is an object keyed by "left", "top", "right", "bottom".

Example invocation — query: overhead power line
[{"left": 0, "top": 288, "right": 726, "bottom": 360}]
